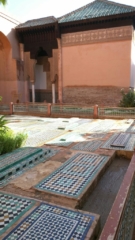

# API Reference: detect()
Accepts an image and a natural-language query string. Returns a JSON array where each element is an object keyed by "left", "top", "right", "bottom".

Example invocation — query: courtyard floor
[{"left": 0, "top": 115, "right": 135, "bottom": 239}]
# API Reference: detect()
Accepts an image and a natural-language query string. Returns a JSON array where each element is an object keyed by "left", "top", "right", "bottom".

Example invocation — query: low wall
[
  {"left": 12, "top": 103, "right": 49, "bottom": 116},
  {"left": 63, "top": 86, "right": 129, "bottom": 107},
  {"left": 99, "top": 154, "right": 135, "bottom": 240},
  {"left": 51, "top": 104, "right": 94, "bottom": 118},
  {"left": 1, "top": 103, "right": 135, "bottom": 119},
  {"left": 0, "top": 104, "right": 10, "bottom": 115}
]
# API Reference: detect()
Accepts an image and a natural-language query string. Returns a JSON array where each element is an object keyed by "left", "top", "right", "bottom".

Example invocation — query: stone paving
[{"left": 1, "top": 115, "right": 135, "bottom": 239}]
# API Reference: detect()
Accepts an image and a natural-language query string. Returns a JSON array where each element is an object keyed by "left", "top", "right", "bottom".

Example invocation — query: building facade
[{"left": 1, "top": 0, "right": 135, "bottom": 106}]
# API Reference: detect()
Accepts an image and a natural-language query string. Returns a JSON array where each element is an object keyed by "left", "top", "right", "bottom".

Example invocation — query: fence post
[
  {"left": 93, "top": 105, "right": 98, "bottom": 119},
  {"left": 48, "top": 103, "right": 51, "bottom": 116},
  {"left": 10, "top": 102, "right": 13, "bottom": 115}
]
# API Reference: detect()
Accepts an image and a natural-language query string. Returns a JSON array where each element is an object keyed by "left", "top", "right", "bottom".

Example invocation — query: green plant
[
  {"left": 0, "top": 0, "right": 7, "bottom": 6},
  {"left": 0, "top": 129, "right": 27, "bottom": 155},
  {"left": 119, "top": 88, "right": 135, "bottom": 107},
  {"left": 0, "top": 115, "right": 8, "bottom": 133},
  {"left": 14, "top": 132, "right": 27, "bottom": 149},
  {"left": 0, "top": 96, "right": 2, "bottom": 102},
  {"left": 0, "top": 115, "right": 27, "bottom": 154}
]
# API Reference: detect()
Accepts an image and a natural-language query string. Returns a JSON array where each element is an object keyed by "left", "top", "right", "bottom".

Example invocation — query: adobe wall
[
  {"left": 0, "top": 13, "right": 20, "bottom": 59},
  {"left": 61, "top": 26, "right": 132, "bottom": 106},
  {"left": 130, "top": 30, "right": 135, "bottom": 88},
  {"left": 0, "top": 32, "right": 18, "bottom": 103},
  {"left": 0, "top": 14, "right": 23, "bottom": 103},
  {"left": 63, "top": 86, "right": 129, "bottom": 107}
]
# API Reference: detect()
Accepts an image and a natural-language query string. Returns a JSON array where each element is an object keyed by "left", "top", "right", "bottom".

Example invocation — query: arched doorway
[{"left": 29, "top": 47, "right": 57, "bottom": 103}]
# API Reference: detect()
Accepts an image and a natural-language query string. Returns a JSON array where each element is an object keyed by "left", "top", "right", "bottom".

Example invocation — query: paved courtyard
[{"left": 0, "top": 115, "right": 134, "bottom": 239}]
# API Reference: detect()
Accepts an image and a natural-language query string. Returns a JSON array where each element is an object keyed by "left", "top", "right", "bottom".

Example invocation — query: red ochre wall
[{"left": 62, "top": 40, "right": 131, "bottom": 106}]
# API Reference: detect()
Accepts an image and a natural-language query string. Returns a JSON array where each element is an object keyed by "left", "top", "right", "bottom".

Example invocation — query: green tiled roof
[
  {"left": 58, "top": 0, "right": 135, "bottom": 23},
  {"left": 16, "top": 16, "right": 57, "bottom": 29}
]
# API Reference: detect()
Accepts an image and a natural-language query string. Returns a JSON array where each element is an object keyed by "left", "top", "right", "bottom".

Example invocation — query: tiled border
[
  {"left": 0, "top": 192, "right": 35, "bottom": 235},
  {"left": 35, "top": 153, "right": 109, "bottom": 198},
  {"left": 34, "top": 152, "right": 115, "bottom": 208},
  {"left": 3, "top": 203, "right": 98, "bottom": 240}
]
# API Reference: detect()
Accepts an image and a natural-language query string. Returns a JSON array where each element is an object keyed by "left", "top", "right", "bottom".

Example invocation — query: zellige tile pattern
[
  {"left": 35, "top": 153, "right": 108, "bottom": 198},
  {"left": 0, "top": 147, "right": 58, "bottom": 187},
  {"left": 0, "top": 192, "right": 35, "bottom": 235},
  {"left": 101, "top": 133, "right": 135, "bottom": 150},
  {"left": 71, "top": 140, "right": 103, "bottom": 152},
  {"left": 3, "top": 203, "right": 96, "bottom": 240}
]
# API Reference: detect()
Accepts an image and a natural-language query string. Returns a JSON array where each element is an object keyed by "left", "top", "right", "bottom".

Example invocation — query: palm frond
[{"left": 0, "top": 0, "right": 7, "bottom": 6}]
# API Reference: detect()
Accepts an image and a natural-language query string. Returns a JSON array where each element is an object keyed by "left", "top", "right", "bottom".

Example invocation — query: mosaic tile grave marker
[
  {"left": 101, "top": 133, "right": 135, "bottom": 151},
  {"left": 87, "top": 133, "right": 107, "bottom": 139},
  {"left": 35, "top": 153, "right": 109, "bottom": 198},
  {"left": 110, "top": 133, "right": 130, "bottom": 148},
  {"left": 3, "top": 203, "right": 99, "bottom": 240},
  {"left": 126, "top": 121, "right": 135, "bottom": 133},
  {"left": 0, "top": 192, "right": 35, "bottom": 235},
  {"left": 25, "top": 129, "right": 66, "bottom": 147},
  {"left": 0, "top": 147, "right": 57, "bottom": 187},
  {"left": 88, "top": 121, "right": 114, "bottom": 133},
  {"left": 74, "top": 120, "right": 113, "bottom": 134},
  {"left": 71, "top": 140, "right": 103, "bottom": 152},
  {"left": 47, "top": 132, "right": 85, "bottom": 147}
]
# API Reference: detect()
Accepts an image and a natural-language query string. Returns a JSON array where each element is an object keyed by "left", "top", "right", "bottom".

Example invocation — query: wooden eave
[{"left": 16, "top": 21, "right": 58, "bottom": 33}]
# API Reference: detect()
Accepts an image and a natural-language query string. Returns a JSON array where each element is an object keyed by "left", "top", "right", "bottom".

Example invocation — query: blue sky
[{"left": 0, "top": 0, "right": 135, "bottom": 23}]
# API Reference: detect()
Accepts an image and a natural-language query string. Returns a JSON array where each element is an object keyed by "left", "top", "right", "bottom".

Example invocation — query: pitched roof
[
  {"left": 16, "top": 16, "right": 57, "bottom": 29},
  {"left": 58, "top": 0, "right": 135, "bottom": 24}
]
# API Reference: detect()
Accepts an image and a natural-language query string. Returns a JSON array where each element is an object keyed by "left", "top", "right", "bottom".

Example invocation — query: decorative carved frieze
[{"left": 62, "top": 26, "right": 133, "bottom": 46}]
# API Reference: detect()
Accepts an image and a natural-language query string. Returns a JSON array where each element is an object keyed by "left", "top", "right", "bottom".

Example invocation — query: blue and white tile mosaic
[
  {"left": 0, "top": 192, "right": 35, "bottom": 235},
  {"left": 101, "top": 133, "right": 135, "bottom": 150},
  {"left": 0, "top": 147, "right": 58, "bottom": 187},
  {"left": 35, "top": 153, "right": 108, "bottom": 198},
  {"left": 71, "top": 140, "right": 103, "bottom": 152},
  {"left": 3, "top": 203, "right": 96, "bottom": 240}
]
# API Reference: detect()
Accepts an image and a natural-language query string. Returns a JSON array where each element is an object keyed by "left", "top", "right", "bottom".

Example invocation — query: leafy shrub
[
  {"left": 119, "top": 88, "right": 135, "bottom": 107},
  {"left": 0, "top": 115, "right": 27, "bottom": 155},
  {"left": 14, "top": 133, "right": 27, "bottom": 149},
  {"left": 0, "top": 129, "right": 27, "bottom": 155},
  {"left": 0, "top": 115, "right": 8, "bottom": 133}
]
